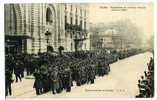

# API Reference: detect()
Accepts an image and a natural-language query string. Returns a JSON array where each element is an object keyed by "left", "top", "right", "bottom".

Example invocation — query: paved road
[{"left": 6, "top": 52, "right": 153, "bottom": 99}]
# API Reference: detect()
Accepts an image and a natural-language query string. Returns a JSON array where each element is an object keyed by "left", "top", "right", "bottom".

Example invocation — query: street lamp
[{"left": 45, "top": 30, "right": 51, "bottom": 52}]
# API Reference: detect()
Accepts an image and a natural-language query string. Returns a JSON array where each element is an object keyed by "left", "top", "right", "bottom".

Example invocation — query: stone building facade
[{"left": 5, "top": 3, "right": 89, "bottom": 54}]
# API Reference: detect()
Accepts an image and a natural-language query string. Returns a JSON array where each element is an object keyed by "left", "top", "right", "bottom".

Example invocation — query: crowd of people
[
  {"left": 136, "top": 56, "right": 154, "bottom": 98},
  {"left": 5, "top": 48, "right": 145, "bottom": 96}
]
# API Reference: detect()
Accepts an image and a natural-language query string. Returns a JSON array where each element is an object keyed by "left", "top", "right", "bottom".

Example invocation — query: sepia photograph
[{"left": 4, "top": 2, "right": 154, "bottom": 99}]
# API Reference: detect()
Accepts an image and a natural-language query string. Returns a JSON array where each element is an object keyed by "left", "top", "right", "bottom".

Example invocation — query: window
[
  {"left": 70, "top": 17, "right": 73, "bottom": 25},
  {"left": 70, "top": 4, "right": 72, "bottom": 11},
  {"left": 84, "top": 21, "right": 86, "bottom": 30},
  {"left": 65, "top": 15, "right": 67, "bottom": 29},
  {"left": 80, "top": 9, "right": 82, "bottom": 16},
  {"left": 46, "top": 8, "right": 53, "bottom": 24},
  {"left": 76, "top": 8, "right": 77, "bottom": 13},
  {"left": 65, "top": 15, "right": 67, "bottom": 23},
  {"left": 71, "top": 43, "right": 73, "bottom": 51},
  {"left": 80, "top": 20, "right": 82, "bottom": 30},
  {"left": 65, "top": 4, "right": 67, "bottom": 10},
  {"left": 75, "top": 16, "right": 78, "bottom": 25},
  {"left": 84, "top": 11, "right": 86, "bottom": 17}
]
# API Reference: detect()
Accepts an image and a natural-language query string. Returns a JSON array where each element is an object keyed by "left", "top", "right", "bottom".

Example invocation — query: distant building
[
  {"left": 5, "top": 4, "right": 89, "bottom": 54},
  {"left": 99, "top": 29, "right": 116, "bottom": 49},
  {"left": 90, "top": 28, "right": 118, "bottom": 50}
]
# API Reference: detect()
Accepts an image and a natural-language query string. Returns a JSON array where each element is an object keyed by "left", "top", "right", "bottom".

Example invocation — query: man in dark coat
[
  {"left": 14, "top": 60, "right": 22, "bottom": 82},
  {"left": 89, "top": 64, "right": 95, "bottom": 84},
  {"left": 6, "top": 54, "right": 15, "bottom": 75},
  {"left": 63, "top": 68, "right": 72, "bottom": 92},
  {"left": 5, "top": 68, "right": 14, "bottom": 96},
  {"left": 27, "top": 57, "right": 32, "bottom": 75},
  {"left": 19, "top": 61, "right": 24, "bottom": 78},
  {"left": 33, "top": 69, "right": 43, "bottom": 95},
  {"left": 40, "top": 64, "right": 49, "bottom": 93}
]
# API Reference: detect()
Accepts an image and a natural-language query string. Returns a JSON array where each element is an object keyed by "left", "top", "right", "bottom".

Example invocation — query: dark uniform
[
  {"left": 57, "top": 70, "right": 63, "bottom": 93},
  {"left": 50, "top": 67, "right": 60, "bottom": 94},
  {"left": 63, "top": 68, "right": 72, "bottom": 92},
  {"left": 104, "top": 63, "right": 110, "bottom": 75},
  {"left": 75, "top": 68, "right": 81, "bottom": 86},
  {"left": 89, "top": 64, "right": 95, "bottom": 84}
]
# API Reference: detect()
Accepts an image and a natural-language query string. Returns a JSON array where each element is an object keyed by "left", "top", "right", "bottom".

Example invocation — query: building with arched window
[{"left": 5, "top": 4, "right": 89, "bottom": 54}]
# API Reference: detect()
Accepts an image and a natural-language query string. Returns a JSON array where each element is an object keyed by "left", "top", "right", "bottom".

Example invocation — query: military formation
[
  {"left": 5, "top": 48, "right": 145, "bottom": 96},
  {"left": 136, "top": 56, "right": 154, "bottom": 98}
]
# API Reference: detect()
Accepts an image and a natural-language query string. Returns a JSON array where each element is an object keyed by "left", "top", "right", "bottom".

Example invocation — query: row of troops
[
  {"left": 136, "top": 56, "right": 154, "bottom": 98},
  {"left": 5, "top": 48, "right": 143, "bottom": 96},
  {"left": 32, "top": 53, "right": 111, "bottom": 95}
]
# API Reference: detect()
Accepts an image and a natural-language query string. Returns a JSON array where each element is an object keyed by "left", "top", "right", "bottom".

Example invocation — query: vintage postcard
[{"left": 4, "top": 2, "right": 154, "bottom": 99}]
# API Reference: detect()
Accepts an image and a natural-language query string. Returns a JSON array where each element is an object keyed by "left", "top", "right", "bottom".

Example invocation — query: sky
[{"left": 88, "top": 2, "right": 154, "bottom": 39}]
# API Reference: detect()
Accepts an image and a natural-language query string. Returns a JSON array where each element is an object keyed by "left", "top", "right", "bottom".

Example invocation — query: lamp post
[{"left": 45, "top": 30, "right": 51, "bottom": 52}]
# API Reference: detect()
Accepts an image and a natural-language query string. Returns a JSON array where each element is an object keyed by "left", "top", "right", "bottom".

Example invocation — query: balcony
[{"left": 65, "top": 23, "right": 87, "bottom": 33}]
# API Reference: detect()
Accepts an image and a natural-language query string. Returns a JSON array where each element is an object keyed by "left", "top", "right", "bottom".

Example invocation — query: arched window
[{"left": 46, "top": 8, "right": 53, "bottom": 23}]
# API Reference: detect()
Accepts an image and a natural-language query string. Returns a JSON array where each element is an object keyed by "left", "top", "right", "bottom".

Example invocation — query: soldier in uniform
[
  {"left": 86, "top": 65, "right": 89, "bottom": 83},
  {"left": 63, "top": 67, "right": 72, "bottom": 92},
  {"left": 57, "top": 69, "right": 63, "bottom": 93},
  {"left": 101, "top": 62, "right": 106, "bottom": 76},
  {"left": 50, "top": 67, "right": 60, "bottom": 94},
  {"left": 19, "top": 60, "right": 24, "bottom": 78},
  {"left": 89, "top": 63, "right": 95, "bottom": 84},
  {"left": 75, "top": 67, "right": 81, "bottom": 86},
  {"left": 104, "top": 63, "right": 110, "bottom": 75},
  {"left": 97, "top": 61, "right": 102, "bottom": 76},
  {"left": 81, "top": 66, "right": 86, "bottom": 85}
]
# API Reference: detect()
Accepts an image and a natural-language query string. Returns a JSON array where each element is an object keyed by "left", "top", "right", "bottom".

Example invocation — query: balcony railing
[{"left": 65, "top": 23, "right": 87, "bottom": 32}]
